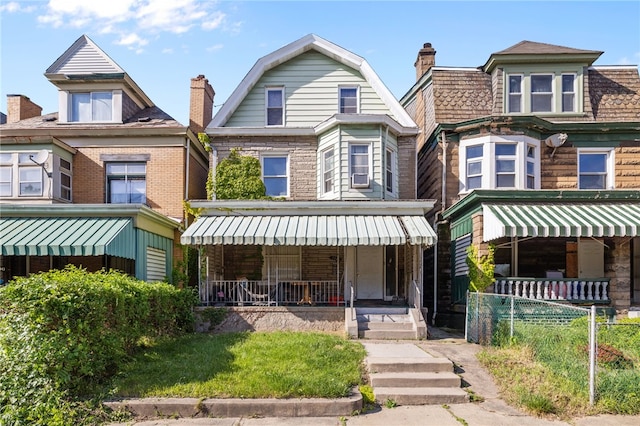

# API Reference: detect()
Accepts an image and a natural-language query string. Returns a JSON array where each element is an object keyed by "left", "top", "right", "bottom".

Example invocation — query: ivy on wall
[
  {"left": 213, "top": 147, "right": 267, "bottom": 200},
  {"left": 466, "top": 244, "right": 495, "bottom": 292}
]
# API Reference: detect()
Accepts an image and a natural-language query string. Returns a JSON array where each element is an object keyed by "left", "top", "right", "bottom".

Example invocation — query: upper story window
[
  {"left": 18, "top": 153, "right": 42, "bottom": 197},
  {"left": 71, "top": 92, "right": 112, "bottom": 122},
  {"left": 506, "top": 71, "right": 581, "bottom": 114},
  {"left": 385, "top": 148, "right": 397, "bottom": 194},
  {"left": 0, "top": 153, "right": 12, "bottom": 197},
  {"left": 262, "top": 155, "right": 288, "bottom": 197},
  {"left": 350, "top": 144, "right": 370, "bottom": 189},
  {"left": 578, "top": 149, "right": 614, "bottom": 189},
  {"left": 106, "top": 162, "right": 146, "bottom": 204},
  {"left": 339, "top": 87, "right": 359, "bottom": 113},
  {"left": 322, "top": 148, "right": 335, "bottom": 194},
  {"left": 459, "top": 136, "right": 541, "bottom": 193},
  {"left": 59, "top": 158, "right": 72, "bottom": 201},
  {"left": 562, "top": 74, "right": 576, "bottom": 112},
  {"left": 266, "top": 87, "right": 284, "bottom": 126}
]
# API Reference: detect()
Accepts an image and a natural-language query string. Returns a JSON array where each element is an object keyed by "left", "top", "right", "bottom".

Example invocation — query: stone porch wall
[{"left": 195, "top": 306, "right": 345, "bottom": 334}]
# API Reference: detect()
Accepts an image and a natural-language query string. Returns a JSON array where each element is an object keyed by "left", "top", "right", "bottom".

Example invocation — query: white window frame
[
  {"left": 561, "top": 73, "right": 576, "bottom": 112},
  {"left": 507, "top": 74, "right": 523, "bottom": 113},
  {"left": 265, "top": 87, "right": 284, "bottom": 126},
  {"left": 321, "top": 147, "right": 335, "bottom": 195},
  {"left": 459, "top": 136, "right": 541, "bottom": 193},
  {"left": 526, "top": 144, "right": 536, "bottom": 189},
  {"left": 385, "top": 147, "right": 397, "bottom": 196},
  {"left": 339, "top": 86, "right": 359, "bottom": 114},
  {"left": 465, "top": 144, "right": 484, "bottom": 191},
  {"left": 69, "top": 91, "right": 113, "bottom": 122},
  {"left": 349, "top": 144, "right": 371, "bottom": 189},
  {"left": 18, "top": 152, "right": 43, "bottom": 197},
  {"left": 530, "top": 73, "right": 554, "bottom": 113},
  {"left": 577, "top": 148, "right": 615, "bottom": 190},
  {"left": 494, "top": 143, "right": 517, "bottom": 188},
  {"left": 58, "top": 157, "right": 72, "bottom": 202},
  {"left": 106, "top": 162, "right": 147, "bottom": 204},
  {"left": 0, "top": 153, "right": 12, "bottom": 197},
  {"left": 261, "top": 154, "right": 289, "bottom": 197}
]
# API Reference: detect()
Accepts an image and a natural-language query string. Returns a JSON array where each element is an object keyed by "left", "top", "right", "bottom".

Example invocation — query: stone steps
[
  {"left": 370, "top": 371, "right": 461, "bottom": 388},
  {"left": 356, "top": 308, "right": 418, "bottom": 339},
  {"left": 374, "top": 387, "right": 468, "bottom": 405}
]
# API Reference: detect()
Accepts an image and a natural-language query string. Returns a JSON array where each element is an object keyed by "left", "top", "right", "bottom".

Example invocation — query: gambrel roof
[{"left": 210, "top": 34, "right": 416, "bottom": 129}]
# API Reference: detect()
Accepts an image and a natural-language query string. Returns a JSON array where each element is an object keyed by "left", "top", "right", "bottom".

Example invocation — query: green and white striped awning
[
  {"left": 483, "top": 203, "right": 640, "bottom": 241},
  {"left": 0, "top": 217, "right": 135, "bottom": 258},
  {"left": 181, "top": 215, "right": 436, "bottom": 247}
]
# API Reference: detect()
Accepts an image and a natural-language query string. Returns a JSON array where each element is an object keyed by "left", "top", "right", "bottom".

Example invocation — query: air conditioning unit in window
[{"left": 351, "top": 173, "right": 370, "bottom": 188}]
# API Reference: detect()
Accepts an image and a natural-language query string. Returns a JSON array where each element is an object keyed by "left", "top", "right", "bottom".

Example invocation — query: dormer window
[
  {"left": 531, "top": 74, "right": 553, "bottom": 112},
  {"left": 505, "top": 71, "right": 581, "bottom": 114},
  {"left": 562, "top": 74, "right": 576, "bottom": 112},
  {"left": 70, "top": 92, "right": 113, "bottom": 122}
]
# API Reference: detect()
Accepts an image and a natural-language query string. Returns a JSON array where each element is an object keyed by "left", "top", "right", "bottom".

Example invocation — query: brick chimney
[
  {"left": 189, "top": 75, "right": 214, "bottom": 134},
  {"left": 414, "top": 43, "right": 436, "bottom": 80},
  {"left": 7, "top": 94, "right": 42, "bottom": 123}
]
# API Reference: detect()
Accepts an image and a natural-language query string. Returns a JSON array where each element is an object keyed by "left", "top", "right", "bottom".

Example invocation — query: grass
[
  {"left": 110, "top": 331, "right": 366, "bottom": 399},
  {"left": 478, "top": 318, "right": 640, "bottom": 419}
]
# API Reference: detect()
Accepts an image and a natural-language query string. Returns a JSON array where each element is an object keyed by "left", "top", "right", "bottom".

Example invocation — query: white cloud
[
  {"left": 162, "top": 48, "right": 174, "bottom": 54},
  {"left": 0, "top": 2, "right": 36, "bottom": 13},
  {"left": 206, "top": 43, "right": 224, "bottom": 52},
  {"left": 136, "top": 0, "right": 207, "bottom": 34},
  {"left": 115, "top": 32, "right": 149, "bottom": 51},
  {"left": 202, "top": 11, "right": 226, "bottom": 31}
]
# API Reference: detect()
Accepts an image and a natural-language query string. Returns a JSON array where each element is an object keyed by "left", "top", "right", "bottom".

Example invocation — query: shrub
[{"left": 0, "top": 266, "right": 198, "bottom": 425}]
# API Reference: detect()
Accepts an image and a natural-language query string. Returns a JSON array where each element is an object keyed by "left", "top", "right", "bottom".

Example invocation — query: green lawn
[{"left": 110, "top": 331, "right": 367, "bottom": 399}]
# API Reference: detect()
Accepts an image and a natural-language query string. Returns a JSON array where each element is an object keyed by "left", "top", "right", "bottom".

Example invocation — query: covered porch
[{"left": 181, "top": 200, "right": 437, "bottom": 309}]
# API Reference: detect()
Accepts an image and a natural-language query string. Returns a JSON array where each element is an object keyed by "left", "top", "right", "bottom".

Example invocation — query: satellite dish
[
  {"left": 30, "top": 149, "right": 49, "bottom": 165},
  {"left": 545, "top": 133, "right": 568, "bottom": 148}
]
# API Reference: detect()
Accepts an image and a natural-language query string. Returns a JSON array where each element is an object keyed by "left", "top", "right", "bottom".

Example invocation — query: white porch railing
[
  {"left": 200, "top": 279, "right": 343, "bottom": 306},
  {"left": 493, "top": 278, "right": 610, "bottom": 302},
  {"left": 411, "top": 279, "right": 422, "bottom": 311}
]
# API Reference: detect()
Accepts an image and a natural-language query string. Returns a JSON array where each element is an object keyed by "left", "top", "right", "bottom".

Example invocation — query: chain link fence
[{"left": 466, "top": 292, "right": 640, "bottom": 410}]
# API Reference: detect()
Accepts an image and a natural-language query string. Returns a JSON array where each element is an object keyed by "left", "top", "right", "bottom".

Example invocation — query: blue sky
[{"left": 1, "top": 1, "right": 639, "bottom": 126}]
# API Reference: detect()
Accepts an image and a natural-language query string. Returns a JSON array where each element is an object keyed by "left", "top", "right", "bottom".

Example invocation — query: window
[
  {"left": 459, "top": 136, "right": 541, "bottom": 192},
  {"left": 70, "top": 92, "right": 112, "bottom": 122},
  {"left": 266, "top": 87, "right": 284, "bottom": 126},
  {"left": 495, "top": 144, "right": 516, "bottom": 188},
  {"left": 350, "top": 144, "right": 370, "bottom": 188},
  {"left": 0, "top": 153, "right": 11, "bottom": 197},
  {"left": 562, "top": 74, "right": 576, "bottom": 112},
  {"left": 262, "top": 155, "right": 288, "bottom": 197},
  {"left": 385, "top": 148, "right": 396, "bottom": 193},
  {"left": 339, "top": 87, "right": 358, "bottom": 113},
  {"left": 59, "top": 158, "right": 72, "bottom": 201},
  {"left": 322, "top": 148, "right": 335, "bottom": 194},
  {"left": 578, "top": 150, "right": 613, "bottom": 189},
  {"left": 466, "top": 145, "right": 483, "bottom": 190},
  {"left": 531, "top": 74, "right": 553, "bottom": 112},
  {"left": 106, "top": 163, "right": 146, "bottom": 203},
  {"left": 18, "top": 153, "right": 42, "bottom": 196},
  {"left": 508, "top": 75, "right": 522, "bottom": 113},
  {"left": 263, "top": 246, "right": 300, "bottom": 282}
]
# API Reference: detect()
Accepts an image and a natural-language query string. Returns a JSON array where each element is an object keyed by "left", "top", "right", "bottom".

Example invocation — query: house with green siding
[{"left": 181, "top": 34, "right": 438, "bottom": 334}]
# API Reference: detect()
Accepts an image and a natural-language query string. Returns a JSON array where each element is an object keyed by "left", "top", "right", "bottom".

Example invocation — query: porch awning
[
  {"left": 483, "top": 203, "right": 640, "bottom": 241},
  {"left": 181, "top": 215, "right": 436, "bottom": 247},
  {"left": 0, "top": 217, "right": 135, "bottom": 258}
]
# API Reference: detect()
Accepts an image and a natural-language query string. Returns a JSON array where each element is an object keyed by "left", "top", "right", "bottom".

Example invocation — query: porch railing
[
  {"left": 200, "top": 279, "right": 343, "bottom": 306},
  {"left": 411, "top": 279, "right": 421, "bottom": 311},
  {"left": 493, "top": 278, "right": 610, "bottom": 303}
]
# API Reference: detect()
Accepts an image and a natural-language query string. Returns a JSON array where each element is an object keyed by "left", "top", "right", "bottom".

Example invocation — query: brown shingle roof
[
  {"left": 431, "top": 69, "right": 493, "bottom": 123},
  {"left": 588, "top": 67, "right": 640, "bottom": 121},
  {"left": 494, "top": 40, "right": 602, "bottom": 56}
]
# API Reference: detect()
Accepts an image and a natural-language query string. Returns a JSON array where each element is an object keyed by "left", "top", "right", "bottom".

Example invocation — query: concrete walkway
[{"left": 108, "top": 327, "right": 640, "bottom": 426}]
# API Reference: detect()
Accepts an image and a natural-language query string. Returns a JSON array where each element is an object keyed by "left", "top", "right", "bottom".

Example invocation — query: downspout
[
  {"left": 433, "top": 129, "right": 448, "bottom": 325},
  {"left": 382, "top": 125, "right": 389, "bottom": 200},
  {"left": 184, "top": 137, "right": 191, "bottom": 227}
]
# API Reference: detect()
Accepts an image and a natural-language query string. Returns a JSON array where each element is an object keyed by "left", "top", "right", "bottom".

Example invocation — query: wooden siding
[
  {"left": 317, "top": 128, "right": 340, "bottom": 199},
  {"left": 226, "top": 51, "right": 391, "bottom": 127},
  {"left": 339, "top": 125, "right": 383, "bottom": 199}
]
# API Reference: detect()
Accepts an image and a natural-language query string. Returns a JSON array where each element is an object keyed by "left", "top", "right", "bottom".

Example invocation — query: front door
[
  {"left": 384, "top": 246, "right": 397, "bottom": 301},
  {"left": 356, "top": 246, "right": 383, "bottom": 299}
]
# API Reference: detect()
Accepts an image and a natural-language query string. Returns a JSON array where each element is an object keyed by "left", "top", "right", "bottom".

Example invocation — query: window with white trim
[
  {"left": 339, "top": 87, "right": 358, "bottom": 113},
  {"left": 350, "top": 144, "right": 370, "bottom": 189},
  {"left": 0, "top": 153, "right": 12, "bottom": 197},
  {"left": 578, "top": 149, "right": 614, "bottom": 189},
  {"left": 106, "top": 162, "right": 146, "bottom": 204},
  {"left": 266, "top": 87, "right": 284, "bottom": 126},
  {"left": 70, "top": 92, "right": 112, "bottom": 122},
  {"left": 530, "top": 74, "right": 553, "bottom": 112},
  {"left": 322, "top": 148, "right": 335, "bottom": 194},
  {"left": 59, "top": 158, "right": 72, "bottom": 201},
  {"left": 507, "top": 75, "right": 523, "bottom": 113},
  {"left": 562, "top": 74, "right": 576, "bottom": 112},
  {"left": 18, "top": 153, "right": 42, "bottom": 196},
  {"left": 466, "top": 145, "right": 483, "bottom": 190},
  {"left": 459, "top": 136, "right": 541, "bottom": 193},
  {"left": 262, "top": 155, "right": 289, "bottom": 197},
  {"left": 385, "top": 148, "right": 396, "bottom": 194}
]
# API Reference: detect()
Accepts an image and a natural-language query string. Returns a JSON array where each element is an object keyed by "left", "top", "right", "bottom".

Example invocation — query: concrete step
[
  {"left": 359, "top": 329, "right": 417, "bottom": 339},
  {"left": 356, "top": 307, "right": 408, "bottom": 316},
  {"left": 357, "top": 314, "right": 412, "bottom": 323},
  {"left": 370, "top": 372, "right": 461, "bottom": 388},
  {"left": 374, "top": 387, "right": 469, "bottom": 405},
  {"left": 367, "top": 357, "right": 453, "bottom": 373},
  {"left": 359, "top": 321, "right": 414, "bottom": 331}
]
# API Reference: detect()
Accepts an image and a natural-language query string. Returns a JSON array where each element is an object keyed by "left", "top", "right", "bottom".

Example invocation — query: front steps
[
  {"left": 364, "top": 343, "right": 468, "bottom": 405},
  {"left": 355, "top": 307, "right": 426, "bottom": 339}
]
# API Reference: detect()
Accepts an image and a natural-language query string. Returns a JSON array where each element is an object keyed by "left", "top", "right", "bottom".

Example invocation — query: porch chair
[{"left": 237, "top": 281, "right": 277, "bottom": 306}]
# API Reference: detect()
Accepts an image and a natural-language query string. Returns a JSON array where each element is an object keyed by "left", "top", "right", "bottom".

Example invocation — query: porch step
[
  {"left": 370, "top": 372, "right": 461, "bottom": 388},
  {"left": 356, "top": 307, "right": 408, "bottom": 315},
  {"left": 356, "top": 307, "right": 417, "bottom": 339},
  {"left": 367, "top": 357, "right": 454, "bottom": 373},
  {"left": 374, "top": 387, "right": 468, "bottom": 405}
]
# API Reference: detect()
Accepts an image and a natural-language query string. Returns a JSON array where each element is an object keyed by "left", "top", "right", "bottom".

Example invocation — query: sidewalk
[{"left": 108, "top": 327, "right": 640, "bottom": 426}]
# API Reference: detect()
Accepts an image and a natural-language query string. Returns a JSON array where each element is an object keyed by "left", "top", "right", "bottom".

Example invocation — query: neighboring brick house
[
  {"left": 0, "top": 35, "right": 209, "bottom": 284},
  {"left": 401, "top": 41, "right": 640, "bottom": 325},
  {"left": 181, "top": 34, "right": 437, "bottom": 310}
]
